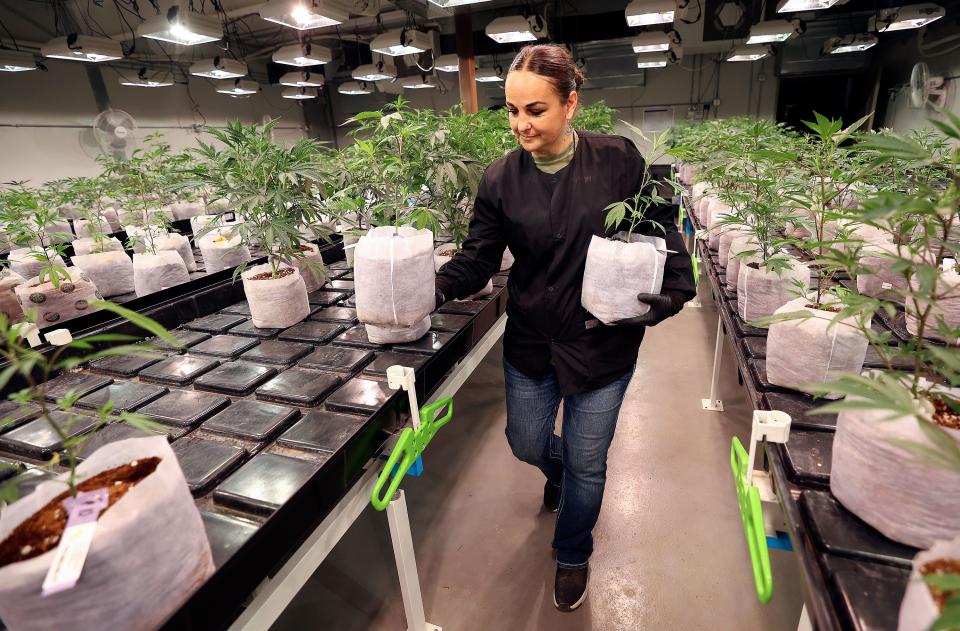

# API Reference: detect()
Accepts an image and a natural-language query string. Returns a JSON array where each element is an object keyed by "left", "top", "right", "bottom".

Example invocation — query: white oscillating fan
[
  {"left": 909, "top": 62, "right": 947, "bottom": 109},
  {"left": 93, "top": 108, "right": 139, "bottom": 159}
]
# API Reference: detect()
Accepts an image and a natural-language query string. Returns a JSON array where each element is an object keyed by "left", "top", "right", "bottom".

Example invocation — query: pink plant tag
[{"left": 41, "top": 488, "right": 109, "bottom": 596}]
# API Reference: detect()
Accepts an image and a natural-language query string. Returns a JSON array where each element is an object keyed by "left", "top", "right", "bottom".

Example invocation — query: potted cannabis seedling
[
  {"left": 187, "top": 120, "right": 327, "bottom": 328},
  {"left": 810, "top": 116, "right": 960, "bottom": 549},
  {"left": 0, "top": 302, "right": 213, "bottom": 630},
  {"left": 898, "top": 532, "right": 960, "bottom": 631},
  {"left": 0, "top": 185, "right": 100, "bottom": 329},
  {"left": 62, "top": 175, "right": 121, "bottom": 253}
]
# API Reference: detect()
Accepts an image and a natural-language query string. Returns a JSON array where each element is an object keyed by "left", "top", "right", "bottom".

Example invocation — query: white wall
[{"left": 0, "top": 59, "right": 307, "bottom": 183}]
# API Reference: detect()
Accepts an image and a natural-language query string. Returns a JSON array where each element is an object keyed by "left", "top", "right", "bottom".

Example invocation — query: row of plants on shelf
[{"left": 673, "top": 111, "right": 960, "bottom": 631}]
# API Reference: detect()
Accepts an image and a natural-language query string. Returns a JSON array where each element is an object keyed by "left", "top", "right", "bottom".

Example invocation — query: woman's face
[{"left": 505, "top": 69, "right": 578, "bottom": 157}]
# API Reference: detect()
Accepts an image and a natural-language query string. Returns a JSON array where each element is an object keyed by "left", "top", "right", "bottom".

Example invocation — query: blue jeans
[{"left": 503, "top": 358, "right": 634, "bottom": 568}]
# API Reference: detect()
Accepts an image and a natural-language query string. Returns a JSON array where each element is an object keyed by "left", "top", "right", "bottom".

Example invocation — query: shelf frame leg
[
  {"left": 386, "top": 490, "right": 441, "bottom": 631},
  {"left": 702, "top": 315, "right": 725, "bottom": 411}
]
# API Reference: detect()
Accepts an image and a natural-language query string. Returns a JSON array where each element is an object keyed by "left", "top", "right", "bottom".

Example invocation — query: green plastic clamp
[
  {"left": 370, "top": 397, "right": 454, "bottom": 511},
  {"left": 730, "top": 437, "right": 774, "bottom": 604},
  {"left": 678, "top": 204, "right": 686, "bottom": 229},
  {"left": 691, "top": 252, "right": 700, "bottom": 288}
]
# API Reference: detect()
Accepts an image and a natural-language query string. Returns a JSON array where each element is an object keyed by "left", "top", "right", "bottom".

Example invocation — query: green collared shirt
[{"left": 532, "top": 131, "right": 578, "bottom": 174}]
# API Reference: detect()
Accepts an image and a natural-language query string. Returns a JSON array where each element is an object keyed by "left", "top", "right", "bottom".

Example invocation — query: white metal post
[
  {"left": 386, "top": 490, "right": 441, "bottom": 631},
  {"left": 797, "top": 604, "right": 813, "bottom": 631},
  {"left": 702, "top": 315, "right": 725, "bottom": 411}
]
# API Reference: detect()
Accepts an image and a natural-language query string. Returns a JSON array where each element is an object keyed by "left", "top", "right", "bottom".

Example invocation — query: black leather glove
[{"left": 614, "top": 292, "right": 682, "bottom": 327}]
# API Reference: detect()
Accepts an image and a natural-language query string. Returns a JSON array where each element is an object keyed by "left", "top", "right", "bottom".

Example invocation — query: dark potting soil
[
  {"left": 804, "top": 304, "right": 842, "bottom": 313},
  {"left": 249, "top": 268, "right": 295, "bottom": 281},
  {"left": 746, "top": 262, "right": 761, "bottom": 270},
  {"left": 438, "top": 248, "right": 456, "bottom": 257},
  {"left": 0, "top": 457, "right": 161, "bottom": 567},
  {"left": 920, "top": 558, "right": 960, "bottom": 610},
  {"left": 933, "top": 397, "right": 960, "bottom": 430}
]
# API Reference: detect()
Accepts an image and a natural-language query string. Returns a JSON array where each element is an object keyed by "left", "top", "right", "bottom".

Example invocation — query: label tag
[
  {"left": 41, "top": 488, "right": 109, "bottom": 596},
  {"left": 881, "top": 282, "right": 893, "bottom": 290}
]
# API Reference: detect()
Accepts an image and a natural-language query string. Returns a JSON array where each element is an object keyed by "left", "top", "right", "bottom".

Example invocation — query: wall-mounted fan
[
  {"left": 910, "top": 62, "right": 947, "bottom": 109},
  {"left": 93, "top": 108, "right": 138, "bottom": 159}
]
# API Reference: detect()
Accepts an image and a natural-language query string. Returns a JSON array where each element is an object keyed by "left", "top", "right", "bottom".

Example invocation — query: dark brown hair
[{"left": 508, "top": 44, "right": 584, "bottom": 101}]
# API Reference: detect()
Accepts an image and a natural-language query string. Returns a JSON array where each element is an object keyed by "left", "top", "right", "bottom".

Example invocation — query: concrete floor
[{"left": 272, "top": 302, "right": 806, "bottom": 631}]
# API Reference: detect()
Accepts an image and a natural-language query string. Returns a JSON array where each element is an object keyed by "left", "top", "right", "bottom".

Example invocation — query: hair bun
[{"left": 573, "top": 66, "right": 584, "bottom": 89}]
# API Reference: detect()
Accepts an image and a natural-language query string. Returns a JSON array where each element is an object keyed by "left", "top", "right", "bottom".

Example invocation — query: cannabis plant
[
  {"left": 0, "top": 301, "right": 179, "bottom": 500},
  {"left": 602, "top": 123, "right": 674, "bottom": 240},
  {"left": 0, "top": 183, "right": 70, "bottom": 287}
]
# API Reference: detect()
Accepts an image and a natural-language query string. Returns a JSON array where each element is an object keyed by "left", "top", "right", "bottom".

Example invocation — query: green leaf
[{"left": 924, "top": 574, "right": 960, "bottom": 590}]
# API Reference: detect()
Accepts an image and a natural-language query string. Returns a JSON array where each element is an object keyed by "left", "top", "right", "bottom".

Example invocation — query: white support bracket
[
  {"left": 702, "top": 315, "right": 725, "bottom": 411},
  {"left": 386, "top": 490, "right": 442, "bottom": 631},
  {"left": 387, "top": 365, "right": 421, "bottom": 430},
  {"left": 11, "top": 322, "right": 41, "bottom": 348},
  {"left": 746, "top": 410, "right": 792, "bottom": 537}
]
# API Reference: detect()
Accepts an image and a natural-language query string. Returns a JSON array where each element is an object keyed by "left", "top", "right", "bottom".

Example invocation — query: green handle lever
[
  {"left": 730, "top": 436, "right": 774, "bottom": 604},
  {"left": 371, "top": 397, "right": 454, "bottom": 511}
]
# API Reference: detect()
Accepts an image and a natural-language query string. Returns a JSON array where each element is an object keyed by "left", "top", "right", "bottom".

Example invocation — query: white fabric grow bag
[
  {"left": 0, "top": 271, "right": 25, "bottom": 323},
  {"left": 171, "top": 201, "right": 205, "bottom": 220},
  {"left": 582, "top": 233, "right": 668, "bottom": 325},
  {"left": 8, "top": 250, "right": 66, "bottom": 282},
  {"left": 906, "top": 269, "right": 960, "bottom": 345},
  {"left": 737, "top": 259, "right": 810, "bottom": 322},
  {"left": 272, "top": 244, "right": 325, "bottom": 294},
  {"left": 72, "top": 237, "right": 123, "bottom": 257},
  {"left": 726, "top": 236, "right": 758, "bottom": 293},
  {"left": 133, "top": 251, "right": 189, "bottom": 296},
  {"left": 197, "top": 233, "right": 251, "bottom": 274},
  {"left": 897, "top": 535, "right": 960, "bottom": 631},
  {"left": 14, "top": 267, "right": 99, "bottom": 329},
  {"left": 241, "top": 263, "right": 310, "bottom": 329},
  {"left": 831, "top": 402, "right": 960, "bottom": 549},
  {"left": 766, "top": 298, "right": 868, "bottom": 397},
  {"left": 72, "top": 251, "right": 135, "bottom": 298},
  {"left": 857, "top": 243, "right": 912, "bottom": 302},
  {"left": 717, "top": 226, "right": 748, "bottom": 268},
  {"left": 0, "top": 436, "right": 213, "bottom": 631},
  {"left": 124, "top": 227, "right": 169, "bottom": 254},
  {"left": 158, "top": 234, "right": 197, "bottom": 273},
  {"left": 501, "top": 247, "right": 515, "bottom": 272},
  {"left": 355, "top": 226, "right": 435, "bottom": 343},
  {"left": 434, "top": 244, "right": 493, "bottom": 299}
]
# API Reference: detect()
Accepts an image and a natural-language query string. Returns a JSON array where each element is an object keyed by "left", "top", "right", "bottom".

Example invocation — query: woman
[{"left": 435, "top": 44, "right": 696, "bottom": 612}]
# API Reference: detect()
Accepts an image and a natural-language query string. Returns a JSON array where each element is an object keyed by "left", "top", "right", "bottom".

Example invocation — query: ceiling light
[
  {"left": 823, "top": 33, "right": 878, "bottom": 54},
  {"left": 435, "top": 53, "right": 460, "bottom": 72},
  {"left": 189, "top": 56, "right": 247, "bottom": 79},
  {"left": 370, "top": 29, "right": 432, "bottom": 56},
  {"left": 279, "top": 70, "right": 324, "bottom": 87},
  {"left": 476, "top": 66, "right": 504, "bottom": 82},
  {"left": 485, "top": 15, "right": 548, "bottom": 44},
  {"left": 631, "top": 32, "right": 672, "bottom": 52},
  {"left": 272, "top": 42, "right": 333, "bottom": 66},
  {"left": 428, "top": 0, "right": 494, "bottom": 6},
  {"left": 120, "top": 68, "right": 174, "bottom": 87},
  {"left": 41, "top": 34, "right": 123, "bottom": 62},
  {"left": 400, "top": 74, "right": 436, "bottom": 89},
  {"left": 636, "top": 52, "right": 669, "bottom": 68},
  {"left": 138, "top": 5, "right": 222, "bottom": 45},
  {"left": 216, "top": 78, "right": 258, "bottom": 95},
  {"left": 0, "top": 49, "right": 36, "bottom": 72},
  {"left": 283, "top": 86, "right": 319, "bottom": 99},
  {"left": 352, "top": 60, "right": 396, "bottom": 81},
  {"left": 776, "top": 0, "right": 844, "bottom": 12},
  {"left": 259, "top": 1, "right": 348, "bottom": 30},
  {"left": 868, "top": 3, "right": 945, "bottom": 32},
  {"left": 746, "top": 19, "right": 801, "bottom": 44},
  {"left": 625, "top": 0, "right": 676, "bottom": 27},
  {"left": 727, "top": 45, "right": 772, "bottom": 61},
  {"left": 338, "top": 80, "right": 372, "bottom": 95}
]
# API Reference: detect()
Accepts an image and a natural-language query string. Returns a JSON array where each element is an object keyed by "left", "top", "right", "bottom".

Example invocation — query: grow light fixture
[
  {"left": 189, "top": 57, "right": 247, "bottom": 79},
  {"left": 823, "top": 33, "right": 878, "bottom": 54},
  {"left": 272, "top": 42, "right": 333, "bottom": 66},
  {"left": 338, "top": 80, "right": 372, "bottom": 94},
  {"left": 0, "top": 49, "right": 36, "bottom": 72},
  {"left": 216, "top": 78, "right": 258, "bottom": 95},
  {"left": 370, "top": 29, "right": 432, "bottom": 56},
  {"left": 776, "top": 0, "right": 844, "bottom": 12},
  {"left": 259, "top": 0, "right": 348, "bottom": 30},
  {"left": 138, "top": 5, "right": 222, "bottom": 45},
  {"left": 485, "top": 15, "right": 548, "bottom": 44},
  {"left": 636, "top": 52, "right": 669, "bottom": 68},
  {"left": 282, "top": 86, "right": 318, "bottom": 99},
  {"left": 868, "top": 4, "right": 945, "bottom": 32},
  {"left": 475, "top": 66, "right": 504, "bottom": 82},
  {"left": 746, "top": 19, "right": 801, "bottom": 44},
  {"left": 41, "top": 34, "right": 123, "bottom": 62},
  {"left": 119, "top": 68, "right": 174, "bottom": 87},
  {"left": 428, "top": 0, "right": 494, "bottom": 7},
  {"left": 726, "top": 45, "right": 772, "bottom": 62},
  {"left": 434, "top": 53, "right": 460, "bottom": 72},
  {"left": 352, "top": 60, "right": 396, "bottom": 81},
  {"left": 625, "top": 0, "right": 676, "bottom": 27},
  {"left": 631, "top": 31, "right": 675, "bottom": 53},
  {"left": 400, "top": 74, "right": 436, "bottom": 89},
  {"left": 279, "top": 70, "right": 324, "bottom": 87}
]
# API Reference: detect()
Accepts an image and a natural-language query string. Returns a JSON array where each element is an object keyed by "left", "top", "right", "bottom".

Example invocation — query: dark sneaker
[
  {"left": 554, "top": 563, "right": 589, "bottom": 611},
  {"left": 543, "top": 481, "right": 561, "bottom": 512}
]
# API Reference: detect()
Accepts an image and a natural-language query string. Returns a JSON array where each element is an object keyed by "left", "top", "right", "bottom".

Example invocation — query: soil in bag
[
  {"left": 933, "top": 397, "right": 960, "bottom": 430},
  {"left": 920, "top": 558, "right": 960, "bottom": 610},
  {"left": 0, "top": 457, "right": 160, "bottom": 567},
  {"left": 250, "top": 268, "right": 295, "bottom": 281}
]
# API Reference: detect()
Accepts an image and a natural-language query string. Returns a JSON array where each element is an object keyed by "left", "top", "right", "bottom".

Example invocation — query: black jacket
[{"left": 436, "top": 131, "right": 696, "bottom": 395}]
